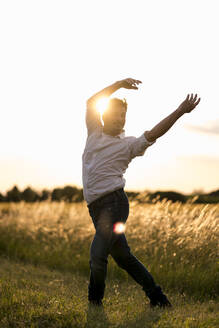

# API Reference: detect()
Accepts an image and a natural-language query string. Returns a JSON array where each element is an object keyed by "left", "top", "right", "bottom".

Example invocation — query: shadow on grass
[
  {"left": 25, "top": 312, "right": 82, "bottom": 328},
  {"left": 119, "top": 310, "right": 162, "bottom": 328},
  {"left": 85, "top": 304, "right": 110, "bottom": 328},
  {"left": 1, "top": 311, "right": 83, "bottom": 328},
  {"left": 84, "top": 304, "right": 162, "bottom": 328}
]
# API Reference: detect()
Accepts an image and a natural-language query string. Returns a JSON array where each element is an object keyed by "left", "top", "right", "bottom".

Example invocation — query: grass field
[{"left": 0, "top": 200, "right": 218, "bottom": 327}]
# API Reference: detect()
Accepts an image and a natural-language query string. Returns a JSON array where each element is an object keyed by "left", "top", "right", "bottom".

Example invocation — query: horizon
[{"left": 1, "top": 183, "right": 218, "bottom": 197}]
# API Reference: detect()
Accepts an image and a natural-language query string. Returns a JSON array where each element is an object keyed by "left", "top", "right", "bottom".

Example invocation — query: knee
[{"left": 90, "top": 256, "right": 108, "bottom": 271}]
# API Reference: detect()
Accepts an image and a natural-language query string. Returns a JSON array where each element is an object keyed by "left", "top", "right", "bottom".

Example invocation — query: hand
[
  {"left": 118, "top": 78, "right": 142, "bottom": 90},
  {"left": 178, "top": 94, "right": 201, "bottom": 114}
]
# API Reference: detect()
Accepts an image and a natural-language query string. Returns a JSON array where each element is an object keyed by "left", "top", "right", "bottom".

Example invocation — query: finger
[
  {"left": 127, "top": 78, "right": 136, "bottom": 83},
  {"left": 134, "top": 79, "right": 142, "bottom": 84},
  {"left": 193, "top": 94, "right": 198, "bottom": 102},
  {"left": 194, "top": 97, "right": 201, "bottom": 106},
  {"left": 130, "top": 84, "right": 138, "bottom": 89},
  {"left": 190, "top": 93, "right": 197, "bottom": 103},
  {"left": 190, "top": 93, "right": 193, "bottom": 101},
  {"left": 125, "top": 81, "right": 138, "bottom": 89},
  {"left": 129, "top": 80, "right": 140, "bottom": 89},
  {"left": 185, "top": 94, "right": 189, "bottom": 101},
  {"left": 128, "top": 78, "right": 142, "bottom": 85}
]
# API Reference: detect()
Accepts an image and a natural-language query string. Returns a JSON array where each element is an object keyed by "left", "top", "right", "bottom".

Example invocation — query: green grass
[
  {"left": 0, "top": 201, "right": 218, "bottom": 327},
  {"left": 0, "top": 257, "right": 218, "bottom": 328}
]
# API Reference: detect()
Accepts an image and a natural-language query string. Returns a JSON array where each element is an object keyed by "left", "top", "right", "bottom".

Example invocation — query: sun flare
[
  {"left": 96, "top": 97, "right": 109, "bottom": 116},
  {"left": 113, "top": 222, "right": 126, "bottom": 234}
]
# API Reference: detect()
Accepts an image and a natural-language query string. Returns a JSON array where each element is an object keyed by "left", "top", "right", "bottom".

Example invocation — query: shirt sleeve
[
  {"left": 86, "top": 99, "right": 103, "bottom": 135},
  {"left": 128, "top": 133, "right": 156, "bottom": 159}
]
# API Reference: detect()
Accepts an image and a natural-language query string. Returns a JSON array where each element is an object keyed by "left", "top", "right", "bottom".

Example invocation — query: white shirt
[{"left": 82, "top": 102, "right": 155, "bottom": 205}]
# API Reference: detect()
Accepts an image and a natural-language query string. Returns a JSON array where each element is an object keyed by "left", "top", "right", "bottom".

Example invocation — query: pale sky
[{"left": 0, "top": 0, "right": 219, "bottom": 194}]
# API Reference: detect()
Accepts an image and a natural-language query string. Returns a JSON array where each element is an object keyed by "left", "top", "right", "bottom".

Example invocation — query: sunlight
[{"left": 96, "top": 97, "right": 109, "bottom": 116}]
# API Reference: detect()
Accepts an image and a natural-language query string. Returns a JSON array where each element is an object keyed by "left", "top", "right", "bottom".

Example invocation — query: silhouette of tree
[
  {"left": 6, "top": 186, "right": 22, "bottom": 202},
  {"left": 0, "top": 192, "right": 6, "bottom": 202},
  {"left": 62, "top": 186, "right": 78, "bottom": 202},
  {"left": 208, "top": 189, "right": 219, "bottom": 197},
  {"left": 40, "top": 189, "right": 50, "bottom": 201},
  {"left": 72, "top": 188, "right": 84, "bottom": 202},
  {"left": 51, "top": 186, "right": 82, "bottom": 202},
  {"left": 51, "top": 188, "right": 63, "bottom": 201},
  {"left": 126, "top": 191, "right": 140, "bottom": 201},
  {"left": 21, "top": 187, "right": 39, "bottom": 202}
]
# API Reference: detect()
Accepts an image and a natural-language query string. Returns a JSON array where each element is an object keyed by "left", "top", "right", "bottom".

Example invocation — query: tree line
[
  {"left": 0, "top": 186, "right": 83, "bottom": 203},
  {"left": 0, "top": 185, "right": 219, "bottom": 203}
]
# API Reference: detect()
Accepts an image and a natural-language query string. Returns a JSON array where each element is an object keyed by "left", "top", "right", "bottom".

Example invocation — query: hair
[
  {"left": 107, "top": 98, "right": 127, "bottom": 112},
  {"left": 102, "top": 98, "right": 128, "bottom": 121}
]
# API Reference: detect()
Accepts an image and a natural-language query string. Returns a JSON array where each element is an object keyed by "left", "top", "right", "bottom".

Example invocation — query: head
[{"left": 102, "top": 98, "right": 127, "bottom": 136}]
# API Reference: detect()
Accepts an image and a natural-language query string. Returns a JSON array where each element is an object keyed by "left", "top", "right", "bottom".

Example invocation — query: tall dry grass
[{"left": 0, "top": 200, "right": 218, "bottom": 299}]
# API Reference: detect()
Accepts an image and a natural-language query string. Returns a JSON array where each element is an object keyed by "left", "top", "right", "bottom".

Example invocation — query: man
[{"left": 82, "top": 78, "right": 200, "bottom": 308}]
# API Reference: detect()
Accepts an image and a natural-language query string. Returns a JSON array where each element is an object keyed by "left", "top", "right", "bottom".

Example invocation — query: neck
[{"left": 103, "top": 126, "right": 121, "bottom": 137}]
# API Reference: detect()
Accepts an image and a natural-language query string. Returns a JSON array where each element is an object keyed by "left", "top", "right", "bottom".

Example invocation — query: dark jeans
[{"left": 87, "top": 188, "right": 158, "bottom": 302}]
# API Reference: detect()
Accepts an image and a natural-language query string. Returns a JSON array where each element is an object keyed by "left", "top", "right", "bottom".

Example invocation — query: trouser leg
[
  {"left": 88, "top": 203, "right": 117, "bottom": 302},
  {"left": 88, "top": 231, "right": 109, "bottom": 302},
  {"left": 110, "top": 233, "right": 157, "bottom": 297}
]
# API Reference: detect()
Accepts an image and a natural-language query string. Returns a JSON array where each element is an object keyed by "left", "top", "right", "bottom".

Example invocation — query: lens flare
[
  {"left": 113, "top": 222, "right": 126, "bottom": 234},
  {"left": 96, "top": 97, "right": 109, "bottom": 115}
]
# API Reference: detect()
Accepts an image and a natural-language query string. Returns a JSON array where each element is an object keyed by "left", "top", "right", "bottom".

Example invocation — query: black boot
[{"left": 148, "top": 286, "right": 172, "bottom": 308}]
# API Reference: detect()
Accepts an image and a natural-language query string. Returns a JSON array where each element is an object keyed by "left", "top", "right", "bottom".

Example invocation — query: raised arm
[
  {"left": 144, "top": 94, "right": 201, "bottom": 142},
  {"left": 86, "top": 78, "right": 142, "bottom": 134}
]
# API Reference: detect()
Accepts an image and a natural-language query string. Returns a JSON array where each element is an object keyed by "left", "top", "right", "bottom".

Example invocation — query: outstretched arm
[
  {"left": 86, "top": 78, "right": 142, "bottom": 134},
  {"left": 144, "top": 94, "right": 201, "bottom": 142},
  {"left": 87, "top": 78, "right": 142, "bottom": 104}
]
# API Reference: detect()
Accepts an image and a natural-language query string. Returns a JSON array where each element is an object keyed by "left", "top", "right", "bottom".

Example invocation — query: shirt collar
[{"left": 118, "top": 130, "right": 125, "bottom": 138}]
